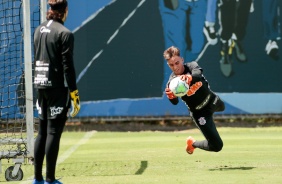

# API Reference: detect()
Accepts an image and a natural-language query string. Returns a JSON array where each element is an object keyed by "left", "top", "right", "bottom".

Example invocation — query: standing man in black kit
[
  {"left": 164, "top": 46, "right": 225, "bottom": 155},
  {"left": 218, "top": 0, "right": 253, "bottom": 77},
  {"left": 32, "top": 0, "right": 80, "bottom": 184}
]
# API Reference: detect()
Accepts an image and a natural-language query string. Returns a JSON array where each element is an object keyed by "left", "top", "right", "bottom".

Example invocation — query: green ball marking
[{"left": 176, "top": 82, "right": 188, "bottom": 93}]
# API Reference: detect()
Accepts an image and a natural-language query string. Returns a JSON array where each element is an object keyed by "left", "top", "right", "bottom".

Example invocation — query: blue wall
[{"left": 66, "top": 0, "right": 282, "bottom": 117}]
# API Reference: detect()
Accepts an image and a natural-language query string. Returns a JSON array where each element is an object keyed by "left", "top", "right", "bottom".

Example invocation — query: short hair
[
  {"left": 163, "top": 46, "right": 180, "bottom": 60},
  {"left": 46, "top": 0, "right": 68, "bottom": 21}
]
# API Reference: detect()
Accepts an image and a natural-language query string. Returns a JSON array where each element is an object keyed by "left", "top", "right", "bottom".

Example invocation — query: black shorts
[{"left": 36, "top": 87, "right": 70, "bottom": 120}]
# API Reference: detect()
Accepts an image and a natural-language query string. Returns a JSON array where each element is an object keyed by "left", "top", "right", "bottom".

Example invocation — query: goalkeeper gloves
[
  {"left": 165, "top": 88, "right": 177, "bottom": 99},
  {"left": 70, "top": 89, "right": 80, "bottom": 117},
  {"left": 180, "top": 74, "right": 192, "bottom": 85}
]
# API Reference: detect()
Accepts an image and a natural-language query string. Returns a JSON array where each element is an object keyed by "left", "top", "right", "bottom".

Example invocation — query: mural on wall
[
  {"left": 70, "top": 0, "right": 164, "bottom": 101},
  {"left": 64, "top": 0, "right": 282, "bottom": 116},
  {"left": 158, "top": 0, "right": 282, "bottom": 92},
  {"left": 159, "top": 0, "right": 208, "bottom": 89}
]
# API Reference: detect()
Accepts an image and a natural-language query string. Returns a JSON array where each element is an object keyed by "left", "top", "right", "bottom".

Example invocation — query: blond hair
[{"left": 163, "top": 46, "right": 180, "bottom": 60}]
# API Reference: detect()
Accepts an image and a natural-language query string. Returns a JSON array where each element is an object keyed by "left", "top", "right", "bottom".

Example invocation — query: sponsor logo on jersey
[
  {"left": 198, "top": 117, "right": 206, "bottom": 125},
  {"left": 195, "top": 94, "right": 210, "bottom": 110},
  {"left": 40, "top": 26, "right": 51, "bottom": 33},
  {"left": 35, "top": 67, "right": 49, "bottom": 71},
  {"left": 187, "top": 81, "right": 202, "bottom": 96},
  {"left": 50, "top": 106, "right": 64, "bottom": 117},
  {"left": 35, "top": 60, "right": 49, "bottom": 67},
  {"left": 34, "top": 75, "right": 52, "bottom": 86}
]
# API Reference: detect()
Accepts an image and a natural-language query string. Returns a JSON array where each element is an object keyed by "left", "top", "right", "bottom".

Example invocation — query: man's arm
[
  {"left": 186, "top": 61, "right": 203, "bottom": 82},
  {"left": 61, "top": 31, "right": 77, "bottom": 91},
  {"left": 61, "top": 31, "right": 80, "bottom": 117}
]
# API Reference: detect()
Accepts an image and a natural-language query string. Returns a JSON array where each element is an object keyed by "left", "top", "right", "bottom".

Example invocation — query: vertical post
[
  {"left": 22, "top": 0, "right": 34, "bottom": 158},
  {"left": 40, "top": 0, "right": 47, "bottom": 23}
]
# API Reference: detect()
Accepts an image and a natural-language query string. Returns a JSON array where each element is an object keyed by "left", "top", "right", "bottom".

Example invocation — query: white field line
[
  {"left": 20, "top": 131, "right": 96, "bottom": 184},
  {"left": 57, "top": 131, "right": 96, "bottom": 164},
  {"left": 76, "top": 0, "right": 146, "bottom": 83}
]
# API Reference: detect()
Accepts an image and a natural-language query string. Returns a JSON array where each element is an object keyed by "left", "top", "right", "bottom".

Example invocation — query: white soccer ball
[{"left": 169, "top": 76, "right": 189, "bottom": 97}]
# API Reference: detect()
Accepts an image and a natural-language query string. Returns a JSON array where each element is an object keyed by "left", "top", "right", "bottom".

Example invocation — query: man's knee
[{"left": 210, "top": 141, "right": 223, "bottom": 152}]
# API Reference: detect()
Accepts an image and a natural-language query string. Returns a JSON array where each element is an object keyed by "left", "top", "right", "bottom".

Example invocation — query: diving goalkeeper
[{"left": 164, "top": 46, "right": 225, "bottom": 155}]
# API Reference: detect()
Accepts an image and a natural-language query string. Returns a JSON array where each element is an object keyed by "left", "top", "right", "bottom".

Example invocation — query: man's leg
[
  {"left": 34, "top": 119, "right": 48, "bottom": 181},
  {"left": 45, "top": 118, "right": 66, "bottom": 183},
  {"left": 190, "top": 114, "right": 223, "bottom": 152}
]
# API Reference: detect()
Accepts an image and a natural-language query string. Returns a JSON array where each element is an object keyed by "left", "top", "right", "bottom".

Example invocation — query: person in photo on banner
[
  {"left": 32, "top": 0, "right": 80, "bottom": 184},
  {"left": 218, "top": 0, "right": 253, "bottom": 77},
  {"left": 158, "top": 0, "right": 207, "bottom": 89},
  {"left": 262, "top": 0, "right": 281, "bottom": 60},
  {"left": 164, "top": 46, "right": 225, "bottom": 155},
  {"left": 204, "top": 0, "right": 218, "bottom": 46}
]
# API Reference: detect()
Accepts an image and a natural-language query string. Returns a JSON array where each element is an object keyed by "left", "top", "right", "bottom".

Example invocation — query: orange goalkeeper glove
[
  {"left": 165, "top": 87, "right": 177, "bottom": 99},
  {"left": 70, "top": 89, "right": 80, "bottom": 117},
  {"left": 180, "top": 74, "right": 192, "bottom": 85}
]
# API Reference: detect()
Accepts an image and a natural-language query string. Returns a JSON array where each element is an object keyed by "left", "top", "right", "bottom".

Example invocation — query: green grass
[{"left": 1, "top": 127, "right": 282, "bottom": 184}]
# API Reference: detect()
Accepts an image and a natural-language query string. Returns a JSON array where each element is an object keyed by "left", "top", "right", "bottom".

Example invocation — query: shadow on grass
[
  {"left": 57, "top": 160, "right": 148, "bottom": 176},
  {"left": 135, "top": 161, "right": 148, "bottom": 175},
  {"left": 209, "top": 166, "right": 256, "bottom": 171}
]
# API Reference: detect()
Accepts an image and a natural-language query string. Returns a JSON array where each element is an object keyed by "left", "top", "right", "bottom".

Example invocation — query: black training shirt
[
  {"left": 33, "top": 19, "right": 77, "bottom": 91},
  {"left": 166, "top": 62, "right": 214, "bottom": 112}
]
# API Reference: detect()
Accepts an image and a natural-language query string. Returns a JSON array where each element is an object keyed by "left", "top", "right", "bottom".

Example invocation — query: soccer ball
[{"left": 169, "top": 76, "right": 189, "bottom": 97}]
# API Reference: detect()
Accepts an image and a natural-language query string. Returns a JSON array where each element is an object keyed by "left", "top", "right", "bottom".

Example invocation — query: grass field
[{"left": 1, "top": 127, "right": 282, "bottom": 184}]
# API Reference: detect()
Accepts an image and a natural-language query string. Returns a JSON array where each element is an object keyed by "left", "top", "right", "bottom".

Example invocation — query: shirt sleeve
[
  {"left": 61, "top": 31, "right": 77, "bottom": 92},
  {"left": 187, "top": 62, "right": 203, "bottom": 82}
]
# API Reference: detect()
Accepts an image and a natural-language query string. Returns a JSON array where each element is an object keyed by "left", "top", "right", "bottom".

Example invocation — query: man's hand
[
  {"left": 180, "top": 74, "right": 192, "bottom": 85},
  {"left": 165, "top": 88, "right": 177, "bottom": 99},
  {"left": 70, "top": 89, "right": 80, "bottom": 117}
]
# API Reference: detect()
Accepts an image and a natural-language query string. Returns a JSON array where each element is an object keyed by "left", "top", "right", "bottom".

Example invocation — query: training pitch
[{"left": 0, "top": 127, "right": 282, "bottom": 184}]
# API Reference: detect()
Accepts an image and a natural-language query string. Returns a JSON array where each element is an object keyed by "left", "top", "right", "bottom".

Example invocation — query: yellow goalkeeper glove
[{"left": 70, "top": 89, "right": 80, "bottom": 117}]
